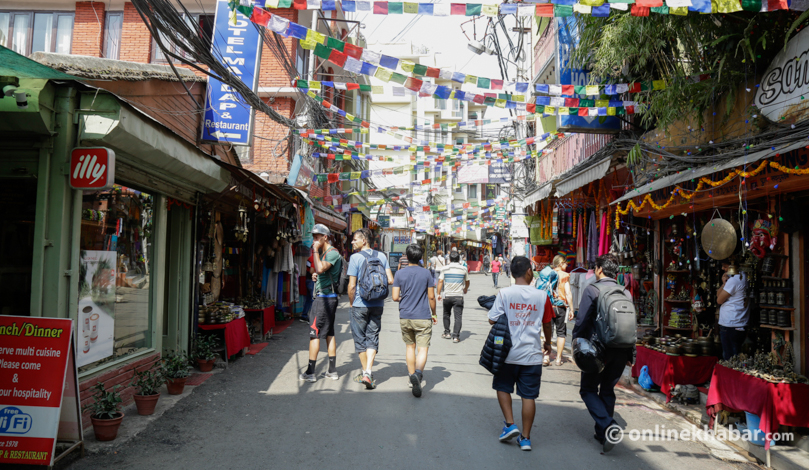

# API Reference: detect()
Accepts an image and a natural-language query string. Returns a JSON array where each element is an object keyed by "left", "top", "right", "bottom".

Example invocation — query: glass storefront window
[
  {"left": 0, "top": 178, "right": 37, "bottom": 316},
  {"left": 77, "top": 185, "right": 154, "bottom": 373}
]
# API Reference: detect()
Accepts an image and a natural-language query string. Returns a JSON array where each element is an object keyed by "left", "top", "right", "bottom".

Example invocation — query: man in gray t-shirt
[{"left": 392, "top": 244, "right": 436, "bottom": 398}]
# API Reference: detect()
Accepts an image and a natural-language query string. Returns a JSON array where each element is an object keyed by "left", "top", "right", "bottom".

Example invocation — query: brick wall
[
  {"left": 72, "top": 2, "right": 105, "bottom": 57},
  {"left": 246, "top": 96, "right": 295, "bottom": 175},
  {"left": 119, "top": 2, "right": 151, "bottom": 63},
  {"left": 79, "top": 352, "right": 160, "bottom": 429},
  {"left": 257, "top": 8, "right": 299, "bottom": 88}
]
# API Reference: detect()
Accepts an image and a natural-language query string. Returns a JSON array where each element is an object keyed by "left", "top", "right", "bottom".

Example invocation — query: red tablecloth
[
  {"left": 706, "top": 364, "right": 809, "bottom": 450},
  {"left": 244, "top": 306, "right": 276, "bottom": 336},
  {"left": 198, "top": 317, "right": 250, "bottom": 358},
  {"left": 631, "top": 345, "right": 717, "bottom": 402}
]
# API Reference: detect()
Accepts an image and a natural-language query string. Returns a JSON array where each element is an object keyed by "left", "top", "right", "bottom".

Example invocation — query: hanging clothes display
[
  {"left": 587, "top": 210, "right": 598, "bottom": 266},
  {"left": 576, "top": 209, "right": 585, "bottom": 266}
]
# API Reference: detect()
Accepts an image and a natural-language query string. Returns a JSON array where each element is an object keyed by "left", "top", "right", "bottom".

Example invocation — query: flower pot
[
  {"left": 134, "top": 394, "right": 160, "bottom": 416},
  {"left": 166, "top": 377, "right": 188, "bottom": 395},
  {"left": 90, "top": 413, "right": 124, "bottom": 441},
  {"left": 197, "top": 358, "right": 215, "bottom": 372}
]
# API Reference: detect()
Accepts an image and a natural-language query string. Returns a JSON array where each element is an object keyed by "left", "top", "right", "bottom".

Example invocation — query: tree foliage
[{"left": 571, "top": 11, "right": 800, "bottom": 131}]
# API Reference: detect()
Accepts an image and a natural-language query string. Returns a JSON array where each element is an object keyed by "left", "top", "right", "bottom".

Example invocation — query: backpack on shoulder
[
  {"left": 536, "top": 266, "right": 565, "bottom": 307},
  {"left": 326, "top": 248, "right": 349, "bottom": 297},
  {"left": 594, "top": 283, "right": 637, "bottom": 348},
  {"left": 358, "top": 250, "right": 389, "bottom": 301}
]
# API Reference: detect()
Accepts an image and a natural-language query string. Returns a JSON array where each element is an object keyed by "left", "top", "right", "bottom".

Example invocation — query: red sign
[
  {"left": 70, "top": 147, "right": 115, "bottom": 190},
  {"left": 0, "top": 316, "right": 79, "bottom": 466}
]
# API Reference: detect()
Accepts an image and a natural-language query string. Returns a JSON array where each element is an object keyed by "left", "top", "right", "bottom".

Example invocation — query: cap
[{"left": 312, "top": 224, "right": 330, "bottom": 236}]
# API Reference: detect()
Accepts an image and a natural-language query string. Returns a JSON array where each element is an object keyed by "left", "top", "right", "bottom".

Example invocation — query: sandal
[
  {"left": 554, "top": 358, "right": 563, "bottom": 367},
  {"left": 543, "top": 357, "right": 551, "bottom": 366},
  {"left": 452, "top": 338, "right": 460, "bottom": 343},
  {"left": 442, "top": 333, "right": 451, "bottom": 339}
]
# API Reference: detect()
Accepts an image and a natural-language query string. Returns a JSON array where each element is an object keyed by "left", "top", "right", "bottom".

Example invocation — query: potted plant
[
  {"left": 162, "top": 350, "right": 191, "bottom": 395},
  {"left": 130, "top": 362, "right": 164, "bottom": 415},
  {"left": 192, "top": 335, "right": 219, "bottom": 372},
  {"left": 84, "top": 382, "right": 123, "bottom": 441}
]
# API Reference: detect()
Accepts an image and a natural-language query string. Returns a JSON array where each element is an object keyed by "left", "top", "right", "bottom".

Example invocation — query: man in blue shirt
[
  {"left": 347, "top": 228, "right": 394, "bottom": 389},
  {"left": 392, "top": 244, "right": 436, "bottom": 398}
]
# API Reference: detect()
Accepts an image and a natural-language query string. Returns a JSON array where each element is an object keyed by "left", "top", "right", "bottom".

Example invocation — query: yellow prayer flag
[
  {"left": 401, "top": 60, "right": 416, "bottom": 73},
  {"left": 559, "top": 107, "right": 569, "bottom": 115},
  {"left": 449, "top": 90, "right": 456, "bottom": 99},
  {"left": 653, "top": 80, "right": 666, "bottom": 90},
  {"left": 512, "top": 95, "right": 524, "bottom": 102},
  {"left": 495, "top": 99, "right": 507, "bottom": 108},
  {"left": 375, "top": 68, "right": 393, "bottom": 82},
  {"left": 361, "top": 128, "right": 369, "bottom": 133},
  {"left": 573, "top": 3, "right": 591, "bottom": 13},
  {"left": 346, "top": 113, "right": 355, "bottom": 121},
  {"left": 595, "top": 99, "right": 608, "bottom": 107},
  {"left": 607, "top": 107, "right": 617, "bottom": 116},
  {"left": 300, "top": 38, "right": 317, "bottom": 50},
  {"left": 585, "top": 85, "right": 600, "bottom": 96},
  {"left": 404, "top": 2, "right": 418, "bottom": 13},
  {"left": 482, "top": 4, "right": 498, "bottom": 16},
  {"left": 670, "top": 6, "right": 688, "bottom": 15},
  {"left": 266, "top": 0, "right": 279, "bottom": 7},
  {"left": 545, "top": 106, "right": 556, "bottom": 115},
  {"left": 306, "top": 29, "right": 326, "bottom": 45},
  {"left": 465, "top": 75, "right": 478, "bottom": 84},
  {"left": 371, "top": 85, "right": 384, "bottom": 94},
  {"left": 309, "top": 81, "right": 321, "bottom": 90}
]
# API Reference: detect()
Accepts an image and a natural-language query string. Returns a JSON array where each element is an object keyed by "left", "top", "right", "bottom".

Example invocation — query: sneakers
[
  {"left": 321, "top": 371, "right": 339, "bottom": 380},
  {"left": 499, "top": 423, "right": 520, "bottom": 442},
  {"left": 603, "top": 424, "right": 621, "bottom": 453},
  {"left": 361, "top": 373, "right": 376, "bottom": 390},
  {"left": 299, "top": 372, "right": 316, "bottom": 382},
  {"left": 299, "top": 316, "right": 309, "bottom": 323},
  {"left": 517, "top": 435, "right": 532, "bottom": 451},
  {"left": 409, "top": 373, "right": 423, "bottom": 398}
]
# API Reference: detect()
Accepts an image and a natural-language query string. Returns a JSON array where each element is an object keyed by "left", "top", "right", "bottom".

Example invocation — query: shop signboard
[
  {"left": 556, "top": 17, "right": 621, "bottom": 134},
  {"left": 201, "top": 0, "right": 262, "bottom": 146},
  {"left": 755, "top": 27, "right": 809, "bottom": 123},
  {"left": 0, "top": 316, "right": 82, "bottom": 466},
  {"left": 510, "top": 213, "right": 529, "bottom": 238},
  {"left": 457, "top": 164, "right": 489, "bottom": 184},
  {"left": 485, "top": 184, "right": 498, "bottom": 200},
  {"left": 69, "top": 148, "right": 115, "bottom": 190},
  {"left": 288, "top": 154, "right": 316, "bottom": 189},
  {"left": 76, "top": 251, "right": 116, "bottom": 367},
  {"left": 378, "top": 216, "right": 390, "bottom": 228},
  {"left": 488, "top": 161, "right": 511, "bottom": 184}
]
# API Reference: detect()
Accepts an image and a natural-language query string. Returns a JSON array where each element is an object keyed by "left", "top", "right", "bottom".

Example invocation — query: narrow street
[{"left": 66, "top": 274, "right": 755, "bottom": 470}]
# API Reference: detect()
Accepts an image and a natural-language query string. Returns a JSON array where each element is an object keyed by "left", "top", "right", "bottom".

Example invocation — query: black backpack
[
  {"left": 325, "top": 247, "right": 349, "bottom": 296},
  {"left": 357, "top": 250, "right": 389, "bottom": 301},
  {"left": 594, "top": 283, "right": 637, "bottom": 348}
]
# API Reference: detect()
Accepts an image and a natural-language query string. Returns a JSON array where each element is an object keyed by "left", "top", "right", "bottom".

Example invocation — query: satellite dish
[{"left": 700, "top": 218, "right": 737, "bottom": 260}]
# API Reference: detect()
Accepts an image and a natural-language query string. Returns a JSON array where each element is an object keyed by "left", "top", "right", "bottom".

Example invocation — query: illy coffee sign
[{"left": 70, "top": 147, "right": 115, "bottom": 190}]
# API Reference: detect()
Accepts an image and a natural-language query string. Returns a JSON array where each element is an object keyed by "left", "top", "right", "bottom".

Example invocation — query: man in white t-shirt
[
  {"left": 717, "top": 265, "right": 749, "bottom": 360},
  {"left": 428, "top": 250, "right": 446, "bottom": 286},
  {"left": 487, "top": 256, "right": 553, "bottom": 451}
]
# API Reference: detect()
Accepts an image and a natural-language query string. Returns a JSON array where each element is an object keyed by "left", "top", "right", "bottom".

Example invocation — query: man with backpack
[
  {"left": 572, "top": 254, "right": 635, "bottom": 453},
  {"left": 486, "top": 256, "right": 554, "bottom": 451},
  {"left": 482, "top": 253, "right": 491, "bottom": 276},
  {"left": 347, "top": 228, "right": 394, "bottom": 389},
  {"left": 300, "top": 224, "right": 343, "bottom": 383}
]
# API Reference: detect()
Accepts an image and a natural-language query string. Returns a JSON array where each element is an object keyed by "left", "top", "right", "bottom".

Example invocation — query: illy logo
[{"left": 70, "top": 148, "right": 115, "bottom": 190}]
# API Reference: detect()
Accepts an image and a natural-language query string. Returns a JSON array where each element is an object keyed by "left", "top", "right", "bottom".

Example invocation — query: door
[{"left": 162, "top": 204, "right": 192, "bottom": 353}]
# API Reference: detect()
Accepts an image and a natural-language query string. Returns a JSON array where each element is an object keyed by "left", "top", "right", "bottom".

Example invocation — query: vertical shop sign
[
  {"left": 0, "top": 316, "right": 82, "bottom": 466},
  {"left": 556, "top": 17, "right": 620, "bottom": 134},
  {"left": 485, "top": 184, "right": 497, "bottom": 200},
  {"left": 69, "top": 148, "right": 115, "bottom": 190},
  {"left": 201, "top": 0, "right": 263, "bottom": 145}
]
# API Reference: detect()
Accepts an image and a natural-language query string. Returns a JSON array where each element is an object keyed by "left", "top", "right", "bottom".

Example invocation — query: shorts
[
  {"left": 350, "top": 306, "right": 383, "bottom": 352},
  {"left": 552, "top": 305, "right": 567, "bottom": 338},
  {"left": 309, "top": 296, "right": 338, "bottom": 339},
  {"left": 399, "top": 319, "right": 432, "bottom": 348},
  {"left": 492, "top": 363, "right": 543, "bottom": 399}
]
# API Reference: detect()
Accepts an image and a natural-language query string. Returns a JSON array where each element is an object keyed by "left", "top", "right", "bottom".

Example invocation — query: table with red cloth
[
  {"left": 244, "top": 306, "right": 276, "bottom": 337},
  {"left": 706, "top": 364, "right": 809, "bottom": 450},
  {"left": 198, "top": 317, "right": 251, "bottom": 358},
  {"left": 631, "top": 345, "right": 718, "bottom": 402}
]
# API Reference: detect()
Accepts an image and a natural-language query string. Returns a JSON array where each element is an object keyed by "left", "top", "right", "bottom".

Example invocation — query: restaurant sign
[{"left": 755, "top": 27, "right": 809, "bottom": 123}]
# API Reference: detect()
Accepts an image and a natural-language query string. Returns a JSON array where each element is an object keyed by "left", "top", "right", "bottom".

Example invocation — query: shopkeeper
[{"left": 716, "top": 264, "right": 748, "bottom": 360}]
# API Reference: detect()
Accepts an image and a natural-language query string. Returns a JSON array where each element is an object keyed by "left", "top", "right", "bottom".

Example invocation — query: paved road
[{"left": 66, "top": 274, "right": 756, "bottom": 470}]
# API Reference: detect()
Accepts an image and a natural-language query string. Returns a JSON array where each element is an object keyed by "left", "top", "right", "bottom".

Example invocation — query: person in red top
[{"left": 491, "top": 256, "right": 502, "bottom": 288}]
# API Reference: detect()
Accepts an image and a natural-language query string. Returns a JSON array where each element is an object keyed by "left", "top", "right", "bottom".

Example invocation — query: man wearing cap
[{"left": 300, "top": 224, "right": 343, "bottom": 382}]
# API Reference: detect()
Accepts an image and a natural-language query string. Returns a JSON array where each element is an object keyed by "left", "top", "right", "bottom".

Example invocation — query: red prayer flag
[
  {"left": 322, "top": 100, "right": 332, "bottom": 108},
  {"left": 626, "top": 105, "right": 635, "bottom": 114},
  {"left": 635, "top": 0, "right": 663, "bottom": 5},
  {"left": 327, "top": 173, "right": 339, "bottom": 182},
  {"left": 423, "top": 206, "right": 430, "bottom": 211},
  {"left": 293, "top": 0, "right": 307, "bottom": 9},
  {"left": 463, "top": 203, "right": 470, "bottom": 208},
  {"left": 329, "top": 49, "right": 348, "bottom": 67},
  {"left": 526, "top": 103, "right": 536, "bottom": 113},
  {"left": 361, "top": 121, "right": 370, "bottom": 128},
  {"left": 535, "top": 4, "right": 554, "bottom": 16},
  {"left": 526, "top": 137, "right": 535, "bottom": 145},
  {"left": 344, "top": 43, "right": 363, "bottom": 60},
  {"left": 473, "top": 94, "right": 485, "bottom": 104},
  {"left": 631, "top": 5, "right": 650, "bottom": 16},
  {"left": 578, "top": 107, "right": 588, "bottom": 116},
  {"left": 628, "top": 82, "right": 641, "bottom": 93},
  {"left": 565, "top": 98, "right": 579, "bottom": 107},
  {"left": 485, "top": 93, "right": 496, "bottom": 98},
  {"left": 425, "top": 67, "right": 440, "bottom": 78},
  {"left": 450, "top": 3, "right": 466, "bottom": 14},
  {"left": 346, "top": 83, "right": 360, "bottom": 90},
  {"left": 768, "top": 0, "right": 789, "bottom": 9},
  {"left": 491, "top": 79, "right": 503, "bottom": 90},
  {"left": 251, "top": 8, "right": 272, "bottom": 26},
  {"left": 405, "top": 77, "right": 423, "bottom": 91},
  {"left": 373, "top": 2, "right": 389, "bottom": 14},
  {"left": 561, "top": 85, "right": 574, "bottom": 95}
]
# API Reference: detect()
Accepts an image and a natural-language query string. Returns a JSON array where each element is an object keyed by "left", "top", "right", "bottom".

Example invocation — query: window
[
  {"left": 78, "top": 185, "right": 155, "bottom": 373},
  {"left": 104, "top": 12, "right": 123, "bottom": 59},
  {"left": 296, "top": 41, "right": 309, "bottom": 78},
  {"left": 453, "top": 100, "right": 464, "bottom": 119},
  {"left": 152, "top": 13, "right": 214, "bottom": 63},
  {"left": 435, "top": 98, "right": 446, "bottom": 110},
  {"left": 468, "top": 184, "right": 477, "bottom": 199},
  {"left": 0, "top": 11, "right": 73, "bottom": 56}
]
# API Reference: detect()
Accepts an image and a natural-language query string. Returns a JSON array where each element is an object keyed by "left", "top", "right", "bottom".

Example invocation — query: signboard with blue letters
[
  {"left": 556, "top": 17, "right": 620, "bottom": 134},
  {"left": 201, "top": 0, "right": 263, "bottom": 146}
]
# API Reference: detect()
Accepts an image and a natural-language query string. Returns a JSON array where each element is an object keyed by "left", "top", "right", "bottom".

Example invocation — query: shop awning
[
  {"left": 611, "top": 139, "right": 808, "bottom": 205},
  {"left": 0, "top": 46, "right": 79, "bottom": 80},
  {"left": 522, "top": 182, "right": 554, "bottom": 208},
  {"left": 79, "top": 93, "right": 230, "bottom": 193},
  {"left": 314, "top": 206, "right": 347, "bottom": 231},
  {"left": 555, "top": 157, "right": 612, "bottom": 197}
]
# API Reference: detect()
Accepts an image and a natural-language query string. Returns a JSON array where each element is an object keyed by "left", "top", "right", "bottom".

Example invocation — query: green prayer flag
[
  {"left": 741, "top": 0, "right": 761, "bottom": 11},
  {"left": 650, "top": 6, "right": 669, "bottom": 14},
  {"left": 391, "top": 73, "right": 407, "bottom": 84},
  {"left": 466, "top": 4, "right": 482, "bottom": 15},
  {"left": 413, "top": 64, "right": 428, "bottom": 76},
  {"left": 579, "top": 99, "right": 595, "bottom": 107},
  {"left": 388, "top": 2, "right": 404, "bottom": 14},
  {"left": 617, "top": 107, "right": 626, "bottom": 116},
  {"left": 277, "top": 0, "right": 293, "bottom": 7},
  {"left": 498, "top": 93, "right": 510, "bottom": 100},
  {"left": 574, "top": 85, "right": 586, "bottom": 95},
  {"left": 554, "top": 5, "right": 574, "bottom": 16},
  {"left": 641, "top": 81, "right": 653, "bottom": 91},
  {"left": 296, "top": 79, "right": 309, "bottom": 88},
  {"left": 317, "top": 174, "right": 328, "bottom": 183},
  {"left": 236, "top": 5, "right": 253, "bottom": 17},
  {"left": 326, "top": 37, "right": 345, "bottom": 52},
  {"left": 339, "top": 172, "right": 351, "bottom": 180},
  {"left": 352, "top": 115, "right": 363, "bottom": 123},
  {"left": 359, "top": 84, "right": 372, "bottom": 92},
  {"left": 477, "top": 77, "right": 491, "bottom": 89},
  {"left": 314, "top": 43, "right": 330, "bottom": 60}
]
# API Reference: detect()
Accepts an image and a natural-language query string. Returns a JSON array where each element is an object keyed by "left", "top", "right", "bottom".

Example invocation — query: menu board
[{"left": 0, "top": 316, "right": 81, "bottom": 466}]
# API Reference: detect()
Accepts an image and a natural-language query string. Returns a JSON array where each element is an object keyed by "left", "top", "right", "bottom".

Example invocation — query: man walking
[
  {"left": 436, "top": 251, "right": 469, "bottom": 343},
  {"left": 572, "top": 254, "right": 633, "bottom": 452},
  {"left": 482, "top": 253, "right": 491, "bottom": 276},
  {"left": 347, "top": 228, "right": 394, "bottom": 389},
  {"left": 488, "top": 256, "right": 554, "bottom": 451},
  {"left": 428, "top": 250, "right": 446, "bottom": 286},
  {"left": 392, "top": 244, "right": 436, "bottom": 398},
  {"left": 300, "top": 224, "right": 342, "bottom": 382},
  {"left": 491, "top": 256, "right": 502, "bottom": 288},
  {"left": 502, "top": 255, "right": 511, "bottom": 280}
]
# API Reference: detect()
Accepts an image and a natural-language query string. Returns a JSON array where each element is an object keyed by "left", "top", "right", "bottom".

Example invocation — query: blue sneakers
[
  {"left": 517, "top": 435, "right": 532, "bottom": 451},
  {"left": 499, "top": 422, "right": 520, "bottom": 442}
]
